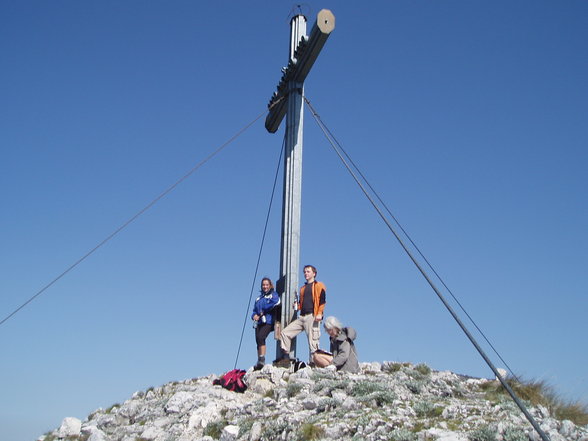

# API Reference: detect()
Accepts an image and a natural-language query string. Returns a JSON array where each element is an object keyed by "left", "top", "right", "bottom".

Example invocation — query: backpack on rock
[{"left": 213, "top": 369, "right": 247, "bottom": 393}]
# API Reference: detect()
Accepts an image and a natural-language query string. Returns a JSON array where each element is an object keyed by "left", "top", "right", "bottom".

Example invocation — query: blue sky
[{"left": 1, "top": 1, "right": 587, "bottom": 440}]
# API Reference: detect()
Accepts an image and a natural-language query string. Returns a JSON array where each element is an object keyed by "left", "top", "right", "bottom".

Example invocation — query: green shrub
[
  {"left": 387, "top": 428, "right": 417, "bottom": 441},
  {"left": 317, "top": 397, "right": 342, "bottom": 412},
  {"left": 287, "top": 382, "right": 304, "bottom": 397},
  {"left": 238, "top": 417, "right": 255, "bottom": 435},
  {"left": 313, "top": 378, "right": 346, "bottom": 395},
  {"left": 414, "top": 363, "right": 431, "bottom": 376},
  {"left": 204, "top": 419, "right": 227, "bottom": 439},
  {"left": 405, "top": 379, "right": 423, "bottom": 395},
  {"left": 469, "top": 426, "right": 496, "bottom": 441},
  {"left": 261, "top": 420, "right": 290, "bottom": 440},
  {"left": 384, "top": 362, "right": 403, "bottom": 373},
  {"left": 503, "top": 427, "right": 527, "bottom": 441},
  {"left": 299, "top": 423, "right": 325, "bottom": 440},
  {"left": 413, "top": 400, "right": 443, "bottom": 418},
  {"left": 350, "top": 380, "right": 387, "bottom": 397},
  {"left": 357, "top": 390, "right": 396, "bottom": 407}
]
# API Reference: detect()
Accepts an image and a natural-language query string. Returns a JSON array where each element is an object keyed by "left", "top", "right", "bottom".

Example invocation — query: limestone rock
[
  {"left": 57, "top": 417, "right": 82, "bottom": 438},
  {"left": 40, "top": 361, "right": 588, "bottom": 441}
]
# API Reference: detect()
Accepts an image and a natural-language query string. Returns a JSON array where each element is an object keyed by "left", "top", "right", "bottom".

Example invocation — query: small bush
[
  {"left": 299, "top": 423, "right": 325, "bottom": 440},
  {"left": 350, "top": 380, "right": 387, "bottom": 397},
  {"left": 383, "top": 362, "right": 403, "bottom": 373},
  {"left": 238, "top": 417, "right": 255, "bottom": 436},
  {"left": 405, "top": 379, "right": 424, "bottom": 395},
  {"left": 313, "top": 378, "right": 346, "bottom": 395},
  {"left": 287, "top": 382, "right": 304, "bottom": 397},
  {"left": 413, "top": 400, "right": 443, "bottom": 418},
  {"left": 469, "top": 426, "right": 496, "bottom": 441},
  {"left": 414, "top": 363, "right": 431, "bottom": 376},
  {"left": 503, "top": 427, "right": 527, "bottom": 441},
  {"left": 204, "top": 419, "right": 227, "bottom": 439},
  {"left": 387, "top": 428, "right": 417, "bottom": 441},
  {"left": 316, "top": 397, "right": 342, "bottom": 412},
  {"left": 311, "top": 370, "right": 336, "bottom": 381},
  {"left": 357, "top": 390, "right": 396, "bottom": 407},
  {"left": 261, "top": 420, "right": 290, "bottom": 440}
]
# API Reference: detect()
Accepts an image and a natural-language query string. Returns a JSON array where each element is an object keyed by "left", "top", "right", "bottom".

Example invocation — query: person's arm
[
  {"left": 251, "top": 298, "right": 261, "bottom": 321},
  {"left": 315, "top": 284, "right": 326, "bottom": 321}
]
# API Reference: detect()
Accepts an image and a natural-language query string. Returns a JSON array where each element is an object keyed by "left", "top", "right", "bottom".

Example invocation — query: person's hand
[
  {"left": 253, "top": 314, "right": 260, "bottom": 321},
  {"left": 315, "top": 314, "right": 323, "bottom": 322}
]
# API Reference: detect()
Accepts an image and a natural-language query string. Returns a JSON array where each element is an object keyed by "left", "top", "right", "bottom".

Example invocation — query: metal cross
[{"left": 265, "top": 9, "right": 335, "bottom": 359}]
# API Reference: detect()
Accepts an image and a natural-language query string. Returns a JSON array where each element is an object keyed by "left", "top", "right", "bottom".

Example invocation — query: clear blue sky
[{"left": 1, "top": 1, "right": 587, "bottom": 440}]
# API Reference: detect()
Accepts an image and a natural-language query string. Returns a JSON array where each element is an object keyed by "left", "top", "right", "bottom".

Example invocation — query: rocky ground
[{"left": 40, "top": 361, "right": 588, "bottom": 441}]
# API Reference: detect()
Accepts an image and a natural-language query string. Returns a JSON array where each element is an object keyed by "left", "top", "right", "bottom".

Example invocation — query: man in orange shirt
[{"left": 279, "top": 265, "right": 327, "bottom": 364}]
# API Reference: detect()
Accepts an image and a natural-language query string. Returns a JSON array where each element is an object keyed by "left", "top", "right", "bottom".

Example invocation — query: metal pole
[{"left": 276, "top": 15, "right": 306, "bottom": 360}]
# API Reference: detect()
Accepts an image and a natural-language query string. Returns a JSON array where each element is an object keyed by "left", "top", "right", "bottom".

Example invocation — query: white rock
[
  {"left": 188, "top": 402, "right": 221, "bottom": 430},
  {"left": 559, "top": 420, "right": 576, "bottom": 438},
  {"left": 87, "top": 429, "right": 108, "bottom": 441},
  {"left": 302, "top": 397, "right": 318, "bottom": 410},
  {"left": 165, "top": 391, "right": 196, "bottom": 414},
  {"left": 361, "top": 361, "right": 382, "bottom": 373},
  {"left": 140, "top": 426, "right": 164, "bottom": 440},
  {"left": 495, "top": 368, "right": 507, "bottom": 380},
  {"left": 249, "top": 421, "right": 262, "bottom": 441},
  {"left": 426, "top": 428, "right": 468, "bottom": 441},
  {"left": 546, "top": 428, "right": 566, "bottom": 441},
  {"left": 57, "top": 417, "right": 82, "bottom": 438},
  {"left": 220, "top": 424, "right": 239, "bottom": 441},
  {"left": 249, "top": 378, "right": 274, "bottom": 395}
]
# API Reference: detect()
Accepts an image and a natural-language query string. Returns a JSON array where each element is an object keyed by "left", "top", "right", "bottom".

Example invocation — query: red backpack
[{"left": 213, "top": 369, "right": 247, "bottom": 393}]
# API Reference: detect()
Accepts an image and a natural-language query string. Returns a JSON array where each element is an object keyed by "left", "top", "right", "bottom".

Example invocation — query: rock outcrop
[{"left": 40, "top": 362, "right": 588, "bottom": 441}]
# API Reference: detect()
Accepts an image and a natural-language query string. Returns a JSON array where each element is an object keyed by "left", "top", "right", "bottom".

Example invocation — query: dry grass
[{"left": 481, "top": 376, "right": 588, "bottom": 426}]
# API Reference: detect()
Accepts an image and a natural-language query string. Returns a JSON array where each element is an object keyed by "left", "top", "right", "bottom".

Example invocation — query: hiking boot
[{"left": 253, "top": 362, "right": 264, "bottom": 371}]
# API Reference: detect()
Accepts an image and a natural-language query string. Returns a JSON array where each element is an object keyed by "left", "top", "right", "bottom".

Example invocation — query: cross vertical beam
[
  {"left": 278, "top": 15, "right": 306, "bottom": 359},
  {"left": 266, "top": 10, "right": 335, "bottom": 360}
]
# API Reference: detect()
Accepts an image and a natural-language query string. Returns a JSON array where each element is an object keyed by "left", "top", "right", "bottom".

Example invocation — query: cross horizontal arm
[{"left": 265, "top": 9, "right": 335, "bottom": 133}]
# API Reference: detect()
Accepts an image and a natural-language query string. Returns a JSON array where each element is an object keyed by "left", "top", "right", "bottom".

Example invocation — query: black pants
[{"left": 255, "top": 323, "right": 274, "bottom": 349}]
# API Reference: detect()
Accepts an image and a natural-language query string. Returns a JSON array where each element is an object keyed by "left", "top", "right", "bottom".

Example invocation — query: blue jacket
[{"left": 251, "top": 289, "right": 280, "bottom": 325}]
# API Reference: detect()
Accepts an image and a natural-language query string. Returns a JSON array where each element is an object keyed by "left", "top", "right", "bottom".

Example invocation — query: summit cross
[{"left": 265, "top": 9, "right": 335, "bottom": 359}]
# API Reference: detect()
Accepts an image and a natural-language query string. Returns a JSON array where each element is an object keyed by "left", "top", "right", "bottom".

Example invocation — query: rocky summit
[{"left": 40, "top": 362, "right": 587, "bottom": 441}]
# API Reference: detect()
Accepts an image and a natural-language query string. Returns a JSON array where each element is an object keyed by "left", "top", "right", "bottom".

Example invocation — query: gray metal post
[
  {"left": 277, "top": 15, "right": 306, "bottom": 359},
  {"left": 265, "top": 10, "right": 335, "bottom": 360}
]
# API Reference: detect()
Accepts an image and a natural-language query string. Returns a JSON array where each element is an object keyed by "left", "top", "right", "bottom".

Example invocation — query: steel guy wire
[
  {"left": 304, "top": 96, "right": 550, "bottom": 441},
  {"left": 234, "top": 133, "right": 285, "bottom": 369},
  {"left": 304, "top": 96, "right": 519, "bottom": 381},
  {"left": 0, "top": 99, "right": 284, "bottom": 328}
]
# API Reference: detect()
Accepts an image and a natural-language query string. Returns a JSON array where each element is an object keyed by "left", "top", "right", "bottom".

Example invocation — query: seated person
[{"left": 313, "top": 316, "right": 359, "bottom": 373}]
